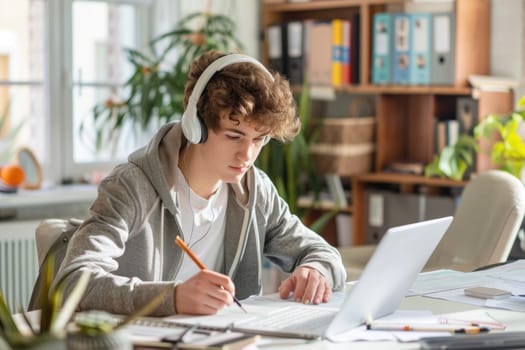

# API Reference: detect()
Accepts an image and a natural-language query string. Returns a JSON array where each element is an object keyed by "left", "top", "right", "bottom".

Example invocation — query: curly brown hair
[{"left": 183, "top": 51, "right": 300, "bottom": 142}]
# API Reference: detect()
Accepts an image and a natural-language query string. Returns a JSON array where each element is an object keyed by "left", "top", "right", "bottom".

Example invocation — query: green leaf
[
  {"left": 51, "top": 270, "right": 91, "bottom": 333},
  {"left": 0, "top": 291, "right": 23, "bottom": 342},
  {"left": 309, "top": 210, "right": 339, "bottom": 233}
]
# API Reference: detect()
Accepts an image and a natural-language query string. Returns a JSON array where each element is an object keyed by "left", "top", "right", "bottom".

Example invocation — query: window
[
  {"left": 0, "top": 0, "right": 46, "bottom": 168},
  {"left": 0, "top": 0, "right": 174, "bottom": 185}
]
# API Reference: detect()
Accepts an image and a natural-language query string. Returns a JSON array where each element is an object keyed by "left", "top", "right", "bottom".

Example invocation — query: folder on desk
[
  {"left": 266, "top": 23, "right": 287, "bottom": 76},
  {"left": 410, "top": 13, "right": 432, "bottom": 85},
  {"left": 372, "top": 13, "right": 392, "bottom": 84},
  {"left": 392, "top": 13, "right": 412, "bottom": 85},
  {"left": 286, "top": 20, "right": 304, "bottom": 85},
  {"left": 431, "top": 12, "right": 455, "bottom": 85}
]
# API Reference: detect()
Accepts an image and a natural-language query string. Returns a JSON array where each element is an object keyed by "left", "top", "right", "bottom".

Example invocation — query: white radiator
[{"left": 0, "top": 220, "right": 40, "bottom": 312}]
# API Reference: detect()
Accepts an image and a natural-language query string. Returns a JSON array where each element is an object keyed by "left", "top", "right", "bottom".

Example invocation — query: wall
[
  {"left": 491, "top": 0, "right": 524, "bottom": 100},
  {"left": 178, "top": 1, "right": 260, "bottom": 57}
]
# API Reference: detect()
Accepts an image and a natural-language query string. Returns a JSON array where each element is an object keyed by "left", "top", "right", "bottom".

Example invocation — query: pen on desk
[
  {"left": 438, "top": 317, "right": 506, "bottom": 330},
  {"left": 175, "top": 235, "right": 247, "bottom": 313},
  {"left": 366, "top": 323, "right": 490, "bottom": 334}
]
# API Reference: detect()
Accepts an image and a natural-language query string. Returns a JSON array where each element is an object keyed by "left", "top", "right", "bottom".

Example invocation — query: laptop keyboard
[{"left": 240, "top": 306, "right": 337, "bottom": 334}]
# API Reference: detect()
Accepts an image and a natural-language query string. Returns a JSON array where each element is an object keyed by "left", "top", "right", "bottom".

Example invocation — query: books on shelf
[
  {"left": 431, "top": 12, "right": 455, "bottom": 85},
  {"left": 371, "top": 9, "right": 456, "bottom": 86},
  {"left": 307, "top": 20, "right": 332, "bottom": 85},
  {"left": 286, "top": 21, "right": 305, "bottom": 85},
  {"left": 468, "top": 75, "right": 519, "bottom": 91},
  {"left": 372, "top": 13, "right": 392, "bottom": 84},
  {"left": 266, "top": 17, "right": 360, "bottom": 87},
  {"left": 434, "top": 119, "right": 459, "bottom": 153},
  {"left": 392, "top": 13, "right": 412, "bottom": 85},
  {"left": 297, "top": 191, "right": 350, "bottom": 211},
  {"left": 325, "top": 174, "right": 348, "bottom": 208},
  {"left": 410, "top": 13, "right": 432, "bottom": 85},
  {"left": 384, "top": 162, "right": 425, "bottom": 175}
]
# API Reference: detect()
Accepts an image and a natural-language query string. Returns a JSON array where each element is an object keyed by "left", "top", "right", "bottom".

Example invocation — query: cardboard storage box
[{"left": 310, "top": 117, "right": 376, "bottom": 175}]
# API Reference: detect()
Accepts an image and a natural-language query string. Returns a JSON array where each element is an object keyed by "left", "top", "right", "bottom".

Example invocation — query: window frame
[{"left": 47, "top": 0, "right": 157, "bottom": 184}]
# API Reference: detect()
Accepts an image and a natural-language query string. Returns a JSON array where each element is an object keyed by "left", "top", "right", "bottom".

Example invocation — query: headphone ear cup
[
  {"left": 181, "top": 111, "right": 200, "bottom": 144},
  {"left": 196, "top": 112, "right": 208, "bottom": 143}
]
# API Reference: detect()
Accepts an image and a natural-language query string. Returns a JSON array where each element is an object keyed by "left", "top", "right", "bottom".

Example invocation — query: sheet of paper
[
  {"left": 487, "top": 296, "right": 525, "bottom": 312},
  {"left": 408, "top": 269, "right": 492, "bottom": 295},
  {"left": 249, "top": 289, "right": 348, "bottom": 309},
  {"left": 328, "top": 310, "right": 449, "bottom": 343},
  {"left": 424, "top": 279, "right": 525, "bottom": 311}
]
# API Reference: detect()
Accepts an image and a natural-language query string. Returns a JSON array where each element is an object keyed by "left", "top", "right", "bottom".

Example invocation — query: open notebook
[{"left": 166, "top": 216, "right": 453, "bottom": 341}]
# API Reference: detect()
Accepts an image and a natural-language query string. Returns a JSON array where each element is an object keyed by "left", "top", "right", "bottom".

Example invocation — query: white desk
[
  {"left": 15, "top": 294, "right": 525, "bottom": 350},
  {"left": 248, "top": 296, "right": 525, "bottom": 350}
]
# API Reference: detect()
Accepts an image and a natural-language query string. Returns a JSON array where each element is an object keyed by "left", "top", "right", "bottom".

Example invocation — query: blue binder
[
  {"left": 410, "top": 13, "right": 432, "bottom": 85},
  {"left": 392, "top": 13, "right": 412, "bottom": 85},
  {"left": 372, "top": 13, "right": 392, "bottom": 84}
]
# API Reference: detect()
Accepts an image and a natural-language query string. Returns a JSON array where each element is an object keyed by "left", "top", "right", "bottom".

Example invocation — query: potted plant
[
  {"left": 0, "top": 255, "right": 90, "bottom": 349},
  {"left": 85, "top": 10, "right": 243, "bottom": 151},
  {"left": 66, "top": 290, "right": 169, "bottom": 350},
  {"left": 255, "top": 81, "right": 336, "bottom": 232},
  {"left": 473, "top": 95, "right": 525, "bottom": 179},
  {"left": 0, "top": 254, "right": 170, "bottom": 350},
  {"left": 424, "top": 134, "right": 478, "bottom": 181}
]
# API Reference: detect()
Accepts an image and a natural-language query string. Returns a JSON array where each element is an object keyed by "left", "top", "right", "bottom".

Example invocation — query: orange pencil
[{"left": 175, "top": 235, "right": 247, "bottom": 313}]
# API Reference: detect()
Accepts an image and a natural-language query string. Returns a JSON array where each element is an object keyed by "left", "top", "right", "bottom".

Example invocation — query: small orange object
[{"left": 0, "top": 164, "right": 25, "bottom": 187}]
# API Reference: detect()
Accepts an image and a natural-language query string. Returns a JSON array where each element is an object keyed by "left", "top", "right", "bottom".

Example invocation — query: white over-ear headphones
[{"left": 181, "top": 53, "right": 275, "bottom": 144}]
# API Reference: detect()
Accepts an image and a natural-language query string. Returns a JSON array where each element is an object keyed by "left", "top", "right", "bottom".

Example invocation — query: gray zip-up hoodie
[{"left": 56, "top": 122, "right": 346, "bottom": 316}]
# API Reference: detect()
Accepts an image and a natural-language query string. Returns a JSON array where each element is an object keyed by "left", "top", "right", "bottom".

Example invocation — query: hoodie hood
[{"left": 128, "top": 121, "right": 182, "bottom": 217}]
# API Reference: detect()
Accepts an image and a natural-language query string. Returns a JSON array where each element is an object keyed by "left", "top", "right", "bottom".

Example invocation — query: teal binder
[
  {"left": 392, "top": 13, "right": 412, "bottom": 85},
  {"left": 410, "top": 13, "right": 432, "bottom": 85},
  {"left": 372, "top": 13, "right": 392, "bottom": 84}
]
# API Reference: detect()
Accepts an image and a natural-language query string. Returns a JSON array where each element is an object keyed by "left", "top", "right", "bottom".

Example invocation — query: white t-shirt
[{"left": 173, "top": 167, "right": 227, "bottom": 281}]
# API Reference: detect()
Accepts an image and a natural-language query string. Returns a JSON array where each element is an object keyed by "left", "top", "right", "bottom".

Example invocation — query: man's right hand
[{"left": 174, "top": 270, "right": 235, "bottom": 315}]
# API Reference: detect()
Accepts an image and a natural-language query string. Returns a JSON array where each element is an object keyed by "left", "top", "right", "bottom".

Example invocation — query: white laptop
[{"left": 167, "top": 216, "right": 453, "bottom": 340}]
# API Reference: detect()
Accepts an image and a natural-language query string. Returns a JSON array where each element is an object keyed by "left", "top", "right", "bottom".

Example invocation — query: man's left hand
[{"left": 278, "top": 266, "right": 331, "bottom": 304}]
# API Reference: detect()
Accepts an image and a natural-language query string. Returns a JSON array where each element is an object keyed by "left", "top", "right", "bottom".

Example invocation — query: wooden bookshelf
[{"left": 260, "top": 0, "right": 514, "bottom": 246}]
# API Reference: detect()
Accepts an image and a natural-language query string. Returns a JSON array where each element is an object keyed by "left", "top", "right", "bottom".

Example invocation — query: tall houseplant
[
  {"left": 256, "top": 83, "right": 333, "bottom": 232},
  {"left": 85, "top": 11, "right": 243, "bottom": 150}
]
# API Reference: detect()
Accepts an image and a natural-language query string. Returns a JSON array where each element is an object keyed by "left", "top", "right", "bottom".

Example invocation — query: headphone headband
[{"left": 181, "top": 53, "right": 275, "bottom": 144}]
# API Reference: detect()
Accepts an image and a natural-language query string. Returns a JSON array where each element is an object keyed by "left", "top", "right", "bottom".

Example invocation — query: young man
[{"left": 55, "top": 51, "right": 346, "bottom": 316}]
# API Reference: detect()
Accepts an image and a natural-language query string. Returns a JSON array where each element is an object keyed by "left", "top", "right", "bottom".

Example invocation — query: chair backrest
[
  {"left": 28, "top": 218, "right": 82, "bottom": 310},
  {"left": 424, "top": 170, "right": 525, "bottom": 272}
]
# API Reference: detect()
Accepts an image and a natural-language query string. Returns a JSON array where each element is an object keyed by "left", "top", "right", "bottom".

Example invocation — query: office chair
[
  {"left": 28, "top": 218, "right": 82, "bottom": 310},
  {"left": 339, "top": 170, "right": 525, "bottom": 280}
]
